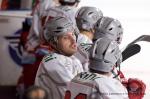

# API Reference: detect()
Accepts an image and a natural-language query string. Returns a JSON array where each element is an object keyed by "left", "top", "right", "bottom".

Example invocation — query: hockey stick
[
  {"left": 126, "top": 35, "right": 150, "bottom": 48},
  {"left": 122, "top": 35, "right": 150, "bottom": 62},
  {"left": 122, "top": 44, "right": 141, "bottom": 62},
  {"left": 114, "top": 44, "right": 141, "bottom": 78},
  {"left": 114, "top": 35, "right": 150, "bottom": 78}
]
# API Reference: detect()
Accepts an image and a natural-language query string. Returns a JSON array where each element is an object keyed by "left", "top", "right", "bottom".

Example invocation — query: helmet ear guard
[
  {"left": 104, "top": 41, "right": 121, "bottom": 63},
  {"left": 73, "top": 26, "right": 80, "bottom": 41}
]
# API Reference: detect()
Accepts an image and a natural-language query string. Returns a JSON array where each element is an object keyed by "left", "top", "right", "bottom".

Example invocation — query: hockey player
[
  {"left": 74, "top": 6, "right": 103, "bottom": 71},
  {"left": 94, "top": 16, "right": 123, "bottom": 44},
  {"left": 34, "top": 16, "right": 83, "bottom": 99},
  {"left": 17, "top": 0, "right": 81, "bottom": 93},
  {"left": 92, "top": 16, "right": 123, "bottom": 78},
  {"left": 93, "top": 17, "right": 146, "bottom": 99},
  {"left": 64, "top": 37, "right": 129, "bottom": 99},
  {"left": 17, "top": 0, "right": 62, "bottom": 92}
]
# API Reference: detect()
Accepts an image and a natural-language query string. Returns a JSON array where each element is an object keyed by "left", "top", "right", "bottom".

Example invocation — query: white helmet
[
  {"left": 43, "top": 16, "right": 79, "bottom": 46},
  {"left": 89, "top": 37, "right": 121, "bottom": 72},
  {"left": 94, "top": 17, "right": 123, "bottom": 44},
  {"left": 76, "top": 6, "right": 103, "bottom": 32},
  {"left": 56, "top": 5, "right": 77, "bottom": 26}
]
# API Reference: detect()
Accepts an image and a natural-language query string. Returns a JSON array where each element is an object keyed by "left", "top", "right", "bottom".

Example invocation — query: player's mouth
[{"left": 71, "top": 43, "right": 77, "bottom": 49}]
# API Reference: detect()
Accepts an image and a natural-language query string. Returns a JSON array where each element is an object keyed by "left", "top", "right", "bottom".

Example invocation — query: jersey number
[{"left": 65, "top": 90, "right": 87, "bottom": 99}]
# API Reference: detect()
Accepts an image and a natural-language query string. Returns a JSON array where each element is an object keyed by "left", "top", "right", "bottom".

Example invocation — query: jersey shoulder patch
[
  {"left": 74, "top": 72, "right": 101, "bottom": 82},
  {"left": 43, "top": 53, "right": 57, "bottom": 62}
]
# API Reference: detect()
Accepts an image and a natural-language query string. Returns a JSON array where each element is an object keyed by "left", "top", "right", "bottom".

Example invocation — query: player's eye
[{"left": 63, "top": 35, "right": 69, "bottom": 39}]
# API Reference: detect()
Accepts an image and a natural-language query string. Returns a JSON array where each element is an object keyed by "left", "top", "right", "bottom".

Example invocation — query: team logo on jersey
[{"left": 4, "top": 29, "right": 23, "bottom": 66}]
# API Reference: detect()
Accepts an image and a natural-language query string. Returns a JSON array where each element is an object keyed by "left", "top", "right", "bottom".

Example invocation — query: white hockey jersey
[
  {"left": 35, "top": 52, "right": 84, "bottom": 99},
  {"left": 65, "top": 72, "right": 129, "bottom": 99},
  {"left": 74, "top": 34, "right": 93, "bottom": 71}
]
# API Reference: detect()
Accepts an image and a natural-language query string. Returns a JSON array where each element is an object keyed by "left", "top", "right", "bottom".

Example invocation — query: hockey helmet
[
  {"left": 76, "top": 6, "right": 103, "bottom": 32},
  {"left": 94, "top": 17, "right": 123, "bottom": 44},
  {"left": 43, "top": 16, "right": 78, "bottom": 45},
  {"left": 89, "top": 37, "right": 121, "bottom": 72}
]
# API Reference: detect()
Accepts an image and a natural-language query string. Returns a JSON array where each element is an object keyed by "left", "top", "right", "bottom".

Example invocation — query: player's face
[
  {"left": 57, "top": 32, "right": 77, "bottom": 56},
  {"left": 106, "top": 20, "right": 123, "bottom": 44},
  {"left": 115, "top": 20, "right": 123, "bottom": 44}
]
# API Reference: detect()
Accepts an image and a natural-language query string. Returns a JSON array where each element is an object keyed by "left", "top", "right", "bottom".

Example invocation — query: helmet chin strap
[
  {"left": 112, "top": 64, "right": 121, "bottom": 79},
  {"left": 51, "top": 43, "right": 65, "bottom": 56},
  {"left": 52, "top": 37, "right": 63, "bottom": 54}
]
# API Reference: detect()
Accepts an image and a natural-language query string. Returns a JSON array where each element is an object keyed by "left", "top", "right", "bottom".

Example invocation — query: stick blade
[
  {"left": 128, "top": 35, "right": 150, "bottom": 47},
  {"left": 142, "top": 35, "right": 150, "bottom": 42},
  {"left": 122, "top": 44, "right": 141, "bottom": 62}
]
